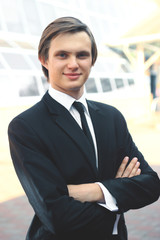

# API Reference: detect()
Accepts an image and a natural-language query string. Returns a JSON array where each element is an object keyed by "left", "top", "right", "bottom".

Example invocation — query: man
[{"left": 8, "top": 17, "right": 160, "bottom": 240}]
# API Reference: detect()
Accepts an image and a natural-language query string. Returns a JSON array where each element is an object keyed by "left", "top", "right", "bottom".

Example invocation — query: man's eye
[
  {"left": 58, "top": 53, "right": 67, "bottom": 58},
  {"left": 77, "top": 52, "right": 90, "bottom": 58}
]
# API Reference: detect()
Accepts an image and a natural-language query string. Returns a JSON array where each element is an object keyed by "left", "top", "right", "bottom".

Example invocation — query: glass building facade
[{"left": 0, "top": 0, "right": 152, "bottom": 106}]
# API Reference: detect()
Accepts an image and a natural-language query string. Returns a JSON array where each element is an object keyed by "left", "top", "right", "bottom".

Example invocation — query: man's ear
[{"left": 39, "top": 56, "right": 48, "bottom": 69}]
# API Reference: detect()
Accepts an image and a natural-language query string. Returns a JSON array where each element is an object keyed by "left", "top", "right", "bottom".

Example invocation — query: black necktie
[{"left": 73, "top": 101, "right": 95, "bottom": 154}]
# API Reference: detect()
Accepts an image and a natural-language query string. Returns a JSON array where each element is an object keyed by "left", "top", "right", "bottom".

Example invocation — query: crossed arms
[{"left": 68, "top": 156, "right": 141, "bottom": 204}]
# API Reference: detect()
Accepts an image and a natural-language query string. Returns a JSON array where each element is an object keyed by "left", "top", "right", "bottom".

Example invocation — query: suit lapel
[
  {"left": 42, "top": 93, "right": 98, "bottom": 177},
  {"left": 87, "top": 101, "right": 115, "bottom": 179}
]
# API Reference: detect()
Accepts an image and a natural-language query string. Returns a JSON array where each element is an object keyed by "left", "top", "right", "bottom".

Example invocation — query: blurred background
[{"left": 0, "top": 0, "right": 160, "bottom": 239}]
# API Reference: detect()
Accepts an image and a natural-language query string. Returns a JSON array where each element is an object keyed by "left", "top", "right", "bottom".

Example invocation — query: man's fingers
[
  {"left": 116, "top": 157, "right": 141, "bottom": 179},
  {"left": 122, "top": 157, "right": 139, "bottom": 178},
  {"left": 128, "top": 161, "right": 141, "bottom": 177},
  {"left": 115, "top": 156, "right": 129, "bottom": 178},
  {"left": 134, "top": 167, "right": 141, "bottom": 176}
]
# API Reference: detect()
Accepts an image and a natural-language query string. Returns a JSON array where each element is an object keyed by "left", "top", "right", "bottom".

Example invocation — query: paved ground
[
  {"left": 125, "top": 165, "right": 160, "bottom": 240},
  {"left": 0, "top": 166, "right": 159, "bottom": 240},
  {"left": 0, "top": 109, "right": 160, "bottom": 240}
]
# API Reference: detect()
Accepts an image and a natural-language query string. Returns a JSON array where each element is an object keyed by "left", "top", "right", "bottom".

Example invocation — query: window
[
  {"left": 38, "top": 2, "right": 56, "bottom": 26},
  {"left": 2, "top": 52, "right": 31, "bottom": 69},
  {"left": 1, "top": 0, "right": 24, "bottom": 33},
  {"left": 100, "top": 78, "right": 112, "bottom": 92},
  {"left": 115, "top": 78, "right": 124, "bottom": 88},
  {"left": 23, "top": 0, "right": 42, "bottom": 35},
  {"left": 128, "top": 78, "right": 135, "bottom": 85},
  {"left": 18, "top": 76, "right": 40, "bottom": 97},
  {"left": 85, "top": 78, "right": 98, "bottom": 93},
  {"left": 89, "top": 16, "right": 102, "bottom": 45},
  {"left": 29, "top": 55, "right": 41, "bottom": 69}
]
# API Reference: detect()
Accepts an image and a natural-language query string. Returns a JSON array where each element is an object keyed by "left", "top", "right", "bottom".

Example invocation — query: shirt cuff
[
  {"left": 112, "top": 214, "right": 120, "bottom": 235},
  {"left": 96, "top": 182, "right": 118, "bottom": 211}
]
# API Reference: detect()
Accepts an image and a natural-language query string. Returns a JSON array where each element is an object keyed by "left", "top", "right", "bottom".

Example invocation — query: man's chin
[{"left": 67, "top": 86, "right": 84, "bottom": 99}]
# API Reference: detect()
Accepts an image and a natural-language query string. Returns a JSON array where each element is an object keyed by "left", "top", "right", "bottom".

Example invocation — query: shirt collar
[{"left": 48, "top": 85, "right": 89, "bottom": 114}]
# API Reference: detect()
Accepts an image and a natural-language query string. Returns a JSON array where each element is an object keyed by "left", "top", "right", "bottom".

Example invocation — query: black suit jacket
[{"left": 8, "top": 92, "right": 160, "bottom": 240}]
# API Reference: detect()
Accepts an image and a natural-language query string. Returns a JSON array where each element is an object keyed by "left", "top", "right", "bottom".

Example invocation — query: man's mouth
[{"left": 63, "top": 73, "right": 82, "bottom": 80}]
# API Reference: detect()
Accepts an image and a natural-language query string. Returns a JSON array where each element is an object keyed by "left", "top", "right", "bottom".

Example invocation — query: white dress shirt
[{"left": 48, "top": 86, "right": 120, "bottom": 234}]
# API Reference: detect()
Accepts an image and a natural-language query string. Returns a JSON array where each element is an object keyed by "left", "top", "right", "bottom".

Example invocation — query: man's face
[{"left": 41, "top": 31, "right": 93, "bottom": 99}]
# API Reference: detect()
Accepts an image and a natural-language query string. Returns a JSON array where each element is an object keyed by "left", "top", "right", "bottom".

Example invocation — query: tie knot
[{"left": 73, "top": 101, "right": 84, "bottom": 114}]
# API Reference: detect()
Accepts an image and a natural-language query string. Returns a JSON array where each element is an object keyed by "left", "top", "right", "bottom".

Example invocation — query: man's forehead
[
  {"left": 51, "top": 31, "right": 91, "bottom": 43},
  {"left": 50, "top": 31, "right": 92, "bottom": 51}
]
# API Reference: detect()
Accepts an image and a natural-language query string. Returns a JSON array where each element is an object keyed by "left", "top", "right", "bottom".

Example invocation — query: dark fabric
[{"left": 8, "top": 92, "right": 160, "bottom": 240}]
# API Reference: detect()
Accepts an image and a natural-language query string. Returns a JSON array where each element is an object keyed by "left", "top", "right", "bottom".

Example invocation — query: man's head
[{"left": 38, "top": 16, "right": 97, "bottom": 79}]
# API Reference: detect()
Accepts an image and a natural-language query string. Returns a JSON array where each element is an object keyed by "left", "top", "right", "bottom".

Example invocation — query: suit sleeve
[
  {"left": 8, "top": 116, "right": 116, "bottom": 237},
  {"left": 102, "top": 110, "right": 160, "bottom": 213}
]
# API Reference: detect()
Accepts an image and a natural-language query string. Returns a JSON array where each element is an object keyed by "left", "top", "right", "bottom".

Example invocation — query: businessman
[{"left": 8, "top": 17, "right": 160, "bottom": 240}]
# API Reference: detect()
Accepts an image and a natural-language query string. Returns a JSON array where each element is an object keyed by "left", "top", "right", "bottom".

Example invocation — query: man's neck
[{"left": 49, "top": 85, "right": 84, "bottom": 100}]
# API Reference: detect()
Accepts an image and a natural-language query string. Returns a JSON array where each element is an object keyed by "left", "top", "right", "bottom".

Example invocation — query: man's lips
[
  {"left": 64, "top": 73, "right": 82, "bottom": 76},
  {"left": 63, "top": 73, "right": 82, "bottom": 79}
]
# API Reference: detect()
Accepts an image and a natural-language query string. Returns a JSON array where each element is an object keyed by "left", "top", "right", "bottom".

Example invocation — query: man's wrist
[
  {"left": 93, "top": 183, "right": 105, "bottom": 202},
  {"left": 67, "top": 183, "right": 105, "bottom": 203}
]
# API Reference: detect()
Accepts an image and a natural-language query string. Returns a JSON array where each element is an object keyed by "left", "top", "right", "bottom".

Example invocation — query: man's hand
[
  {"left": 115, "top": 156, "right": 141, "bottom": 178},
  {"left": 67, "top": 156, "right": 141, "bottom": 203}
]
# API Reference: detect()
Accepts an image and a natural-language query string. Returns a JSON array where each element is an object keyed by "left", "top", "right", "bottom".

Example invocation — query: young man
[{"left": 8, "top": 17, "right": 160, "bottom": 240}]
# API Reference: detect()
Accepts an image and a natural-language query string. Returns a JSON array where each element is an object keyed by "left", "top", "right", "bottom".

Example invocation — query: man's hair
[{"left": 38, "top": 16, "right": 97, "bottom": 79}]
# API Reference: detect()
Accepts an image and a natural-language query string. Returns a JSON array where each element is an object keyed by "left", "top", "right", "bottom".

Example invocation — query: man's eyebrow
[
  {"left": 54, "top": 50, "right": 69, "bottom": 54},
  {"left": 54, "top": 50, "right": 91, "bottom": 54},
  {"left": 77, "top": 51, "right": 91, "bottom": 55}
]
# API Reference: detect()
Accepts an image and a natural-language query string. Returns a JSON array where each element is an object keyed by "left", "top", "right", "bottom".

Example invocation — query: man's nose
[{"left": 67, "top": 57, "right": 79, "bottom": 69}]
